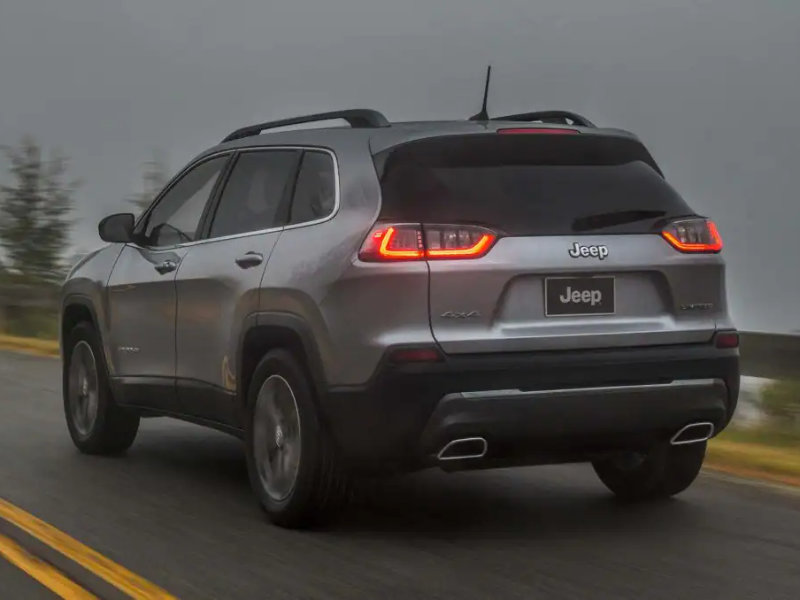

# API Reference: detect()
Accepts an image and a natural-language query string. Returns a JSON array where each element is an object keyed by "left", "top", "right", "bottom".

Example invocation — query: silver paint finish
[
  {"left": 106, "top": 245, "right": 187, "bottom": 378},
  {"left": 60, "top": 243, "right": 124, "bottom": 370},
  {"left": 175, "top": 232, "right": 278, "bottom": 394},
  {"left": 427, "top": 234, "right": 725, "bottom": 354},
  {"left": 62, "top": 121, "right": 736, "bottom": 398},
  {"left": 257, "top": 135, "right": 434, "bottom": 386},
  {"left": 451, "top": 379, "right": 724, "bottom": 401}
]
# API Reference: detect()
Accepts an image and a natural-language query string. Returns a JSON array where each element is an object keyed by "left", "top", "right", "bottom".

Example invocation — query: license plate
[{"left": 545, "top": 276, "right": 615, "bottom": 317}]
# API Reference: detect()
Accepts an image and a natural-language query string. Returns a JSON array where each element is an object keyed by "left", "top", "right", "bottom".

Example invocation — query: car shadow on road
[
  {"left": 332, "top": 472, "right": 707, "bottom": 541},
  {"left": 124, "top": 424, "right": 710, "bottom": 542}
]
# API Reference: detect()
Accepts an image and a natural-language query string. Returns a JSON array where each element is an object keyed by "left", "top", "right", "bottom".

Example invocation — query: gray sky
[{"left": 1, "top": 0, "right": 799, "bottom": 332}]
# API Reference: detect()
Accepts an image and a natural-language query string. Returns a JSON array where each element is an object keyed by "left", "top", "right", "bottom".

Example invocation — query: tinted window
[
  {"left": 142, "top": 156, "right": 227, "bottom": 247},
  {"left": 289, "top": 151, "right": 336, "bottom": 225},
  {"left": 209, "top": 151, "right": 297, "bottom": 238},
  {"left": 377, "top": 135, "right": 693, "bottom": 236}
]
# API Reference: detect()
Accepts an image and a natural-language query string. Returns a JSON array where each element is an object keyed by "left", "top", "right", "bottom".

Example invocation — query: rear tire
[
  {"left": 592, "top": 441, "right": 706, "bottom": 501},
  {"left": 63, "top": 322, "right": 140, "bottom": 454},
  {"left": 244, "top": 349, "right": 348, "bottom": 528}
]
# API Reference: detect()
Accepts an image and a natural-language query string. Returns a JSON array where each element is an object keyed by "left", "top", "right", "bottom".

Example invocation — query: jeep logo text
[
  {"left": 568, "top": 242, "right": 608, "bottom": 260},
  {"left": 559, "top": 287, "right": 603, "bottom": 306}
]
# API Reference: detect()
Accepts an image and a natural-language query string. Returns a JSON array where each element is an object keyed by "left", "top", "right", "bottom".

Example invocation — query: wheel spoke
[
  {"left": 68, "top": 341, "right": 100, "bottom": 438},
  {"left": 252, "top": 375, "right": 302, "bottom": 501}
]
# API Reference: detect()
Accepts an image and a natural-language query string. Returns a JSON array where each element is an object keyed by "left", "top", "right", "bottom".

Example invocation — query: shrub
[
  {"left": 760, "top": 379, "right": 800, "bottom": 428},
  {"left": 2, "top": 307, "right": 59, "bottom": 339}
]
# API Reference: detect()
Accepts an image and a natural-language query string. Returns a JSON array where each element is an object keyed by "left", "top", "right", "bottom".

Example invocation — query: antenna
[{"left": 469, "top": 65, "right": 492, "bottom": 121}]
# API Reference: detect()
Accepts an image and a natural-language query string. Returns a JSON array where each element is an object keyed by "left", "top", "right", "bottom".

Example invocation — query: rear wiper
[{"left": 572, "top": 209, "right": 666, "bottom": 232}]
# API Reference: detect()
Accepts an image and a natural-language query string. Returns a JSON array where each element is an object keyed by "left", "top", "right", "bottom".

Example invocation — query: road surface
[{"left": 1, "top": 350, "right": 799, "bottom": 599}]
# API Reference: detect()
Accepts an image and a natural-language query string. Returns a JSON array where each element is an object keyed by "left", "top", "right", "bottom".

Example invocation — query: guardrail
[{"left": 740, "top": 332, "right": 800, "bottom": 381}]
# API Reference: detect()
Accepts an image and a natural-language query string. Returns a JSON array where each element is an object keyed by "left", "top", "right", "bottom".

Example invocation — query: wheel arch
[
  {"left": 238, "top": 313, "right": 327, "bottom": 410},
  {"left": 60, "top": 295, "right": 101, "bottom": 357}
]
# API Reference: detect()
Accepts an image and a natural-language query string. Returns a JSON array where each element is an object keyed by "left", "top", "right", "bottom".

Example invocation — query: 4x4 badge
[
  {"left": 441, "top": 310, "right": 481, "bottom": 319},
  {"left": 568, "top": 242, "right": 609, "bottom": 260}
]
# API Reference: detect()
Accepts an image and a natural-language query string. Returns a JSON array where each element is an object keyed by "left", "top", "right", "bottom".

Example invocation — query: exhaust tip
[
  {"left": 670, "top": 422, "right": 714, "bottom": 446},
  {"left": 437, "top": 437, "right": 488, "bottom": 461}
]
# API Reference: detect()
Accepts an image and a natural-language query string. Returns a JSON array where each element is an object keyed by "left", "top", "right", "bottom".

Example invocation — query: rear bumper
[{"left": 321, "top": 343, "right": 739, "bottom": 471}]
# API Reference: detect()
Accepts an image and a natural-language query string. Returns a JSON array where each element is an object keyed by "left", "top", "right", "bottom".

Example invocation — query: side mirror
[{"left": 98, "top": 213, "right": 135, "bottom": 243}]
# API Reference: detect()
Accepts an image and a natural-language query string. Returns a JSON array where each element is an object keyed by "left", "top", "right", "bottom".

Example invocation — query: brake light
[
  {"left": 374, "top": 226, "right": 424, "bottom": 260},
  {"left": 661, "top": 218, "right": 722, "bottom": 253},
  {"left": 359, "top": 224, "right": 497, "bottom": 261},
  {"left": 498, "top": 128, "right": 579, "bottom": 135}
]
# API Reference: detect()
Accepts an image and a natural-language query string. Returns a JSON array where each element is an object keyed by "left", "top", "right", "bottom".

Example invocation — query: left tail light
[
  {"left": 359, "top": 223, "right": 497, "bottom": 262},
  {"left": 661, "top": 218, "right": 722, "bottom": 253}
]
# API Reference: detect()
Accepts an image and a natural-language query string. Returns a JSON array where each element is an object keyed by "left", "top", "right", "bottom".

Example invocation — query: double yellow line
[{"left": 0, "top": 497, "right": 177, "bottom": 599}]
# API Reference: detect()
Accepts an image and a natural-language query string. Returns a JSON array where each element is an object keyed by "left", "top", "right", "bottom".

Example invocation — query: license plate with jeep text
[{"left": 545, "top": 276, "right": 615, "bottom": 317}]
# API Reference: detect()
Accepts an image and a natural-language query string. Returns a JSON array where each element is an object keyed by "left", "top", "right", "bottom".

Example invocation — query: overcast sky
[{"left": 1, "top": 0, "right": 798, "bottom": 332}]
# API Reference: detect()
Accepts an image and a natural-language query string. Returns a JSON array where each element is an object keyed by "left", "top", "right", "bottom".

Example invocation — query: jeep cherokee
[{"left": 60, "top": 108, "right": 739, "bottom": 527}]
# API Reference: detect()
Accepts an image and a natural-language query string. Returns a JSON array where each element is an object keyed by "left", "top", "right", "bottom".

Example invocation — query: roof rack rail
[
  {"left": 492, "top": 110, "right": 595, "bottom": 128},
  {"left": 222, "top": 109, "right": 390, "bottom": 143}
]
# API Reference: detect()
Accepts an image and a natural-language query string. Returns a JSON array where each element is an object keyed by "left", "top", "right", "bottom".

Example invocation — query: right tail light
[
  {"left": 359, "top": 224, "right": 497, "bottom": 262},
  {"left": 661, "top": 218, "right": 722, "bottom": 253}
]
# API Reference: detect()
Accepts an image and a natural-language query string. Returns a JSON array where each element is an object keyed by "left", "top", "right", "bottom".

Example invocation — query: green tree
[
  {"left": 0, "top": 136, "right": 78, "bottom": 283},
  {"left": 128, "top": 150, "right": 169, "bottom": 213}
]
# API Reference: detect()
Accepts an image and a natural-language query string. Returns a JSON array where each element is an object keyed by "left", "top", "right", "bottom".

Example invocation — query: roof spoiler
[{"left": 492, "top": 110, "right": 595, "bottom": 128}]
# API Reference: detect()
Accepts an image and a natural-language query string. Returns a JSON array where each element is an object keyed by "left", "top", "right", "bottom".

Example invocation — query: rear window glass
[
  {"left": 288, "top": 151, "right": 336, "bottom": 225},
  {"left": 376, "top": 135, "right": 694, "bottom": 236}
]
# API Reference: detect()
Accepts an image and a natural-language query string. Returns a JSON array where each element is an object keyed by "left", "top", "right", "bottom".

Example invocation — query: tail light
[
  {"left": 661, "top": 218, "right": 722, "bottom": 253},
  {"left": 359, "top": 224, "right": 497, "bottom": 262}
]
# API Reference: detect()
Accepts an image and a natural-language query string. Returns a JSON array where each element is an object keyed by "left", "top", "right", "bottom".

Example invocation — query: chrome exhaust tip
[
  {"left": 670, "top": 422, "right": 715, "bottom": 446},
  {"left": 437, "top": 437, "right": 488, "bottom": 461}
]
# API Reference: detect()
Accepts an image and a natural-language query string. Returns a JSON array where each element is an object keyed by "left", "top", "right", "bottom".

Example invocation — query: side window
[
  {"left": 142, "top": 156, "right": 228, "bottom": 247},
  {"left": 208, "top": 150, "right": 298, "bottom": 238},
  {"left": 289, "top": 151, "right": 336, "bottom": 225}
]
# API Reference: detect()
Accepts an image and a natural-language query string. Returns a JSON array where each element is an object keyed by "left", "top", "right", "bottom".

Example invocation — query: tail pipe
[
  {"left": 437, "top": 437, "right": 488, "bottom": 461},
  {"left": 670, "top": 422, "right": 715, "bottom": 446}
]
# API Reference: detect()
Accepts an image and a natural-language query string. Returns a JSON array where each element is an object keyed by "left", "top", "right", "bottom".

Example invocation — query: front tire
[
  {"left": 592, "top": 441, "right": 706, "bottom": 501},
  {"left": 63, "top": 322, "right": 140, "bottom": 454},
  {"left": 244, "top": 350, "right": 348, "bottom": 528}
]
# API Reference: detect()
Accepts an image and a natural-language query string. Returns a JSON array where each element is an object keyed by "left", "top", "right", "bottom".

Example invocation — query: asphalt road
[{"left": 1, "top": 350, "right": 799, "bottom": 599}]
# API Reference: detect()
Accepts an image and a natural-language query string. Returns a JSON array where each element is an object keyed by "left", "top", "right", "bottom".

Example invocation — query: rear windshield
[{"left": 375, "top": 134, "right": 694, "bottom": 235}]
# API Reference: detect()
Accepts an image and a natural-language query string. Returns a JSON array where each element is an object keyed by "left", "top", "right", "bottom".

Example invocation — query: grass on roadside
[
  {"left": 706, "top": 425, "right": 800, "bottom": 487},
  {"left": 0, "top": 334, "right": 59, "bottom": 357}
]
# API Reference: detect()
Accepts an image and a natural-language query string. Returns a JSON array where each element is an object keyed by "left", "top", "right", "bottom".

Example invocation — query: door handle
[
  {"left": 235, "top": 252, "right": 264, "bottom": 269},
  {"left": 154, "top": 259, "right": 178, "bottom": 274}
]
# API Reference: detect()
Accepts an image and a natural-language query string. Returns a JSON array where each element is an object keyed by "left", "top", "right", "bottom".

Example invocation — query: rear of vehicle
[{"left": 325, "top": 125, "right": 739, "bottom": 483}]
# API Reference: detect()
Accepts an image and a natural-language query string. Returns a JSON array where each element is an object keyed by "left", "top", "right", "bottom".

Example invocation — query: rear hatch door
[{"left": 376, "top": 132, "right": 725, "bottom": 354}]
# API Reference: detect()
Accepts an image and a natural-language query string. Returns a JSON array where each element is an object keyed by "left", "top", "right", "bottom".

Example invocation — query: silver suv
[{"left": 61, "top": 108, "right": 739, "bottom": 527}]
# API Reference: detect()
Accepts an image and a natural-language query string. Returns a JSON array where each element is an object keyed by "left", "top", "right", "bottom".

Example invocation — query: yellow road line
[
  {"left": 0, "top": 532, "right": 98, "bottom": 600},
  {"left": 0, "top": 498, "right": 177, "bottom": 600}
]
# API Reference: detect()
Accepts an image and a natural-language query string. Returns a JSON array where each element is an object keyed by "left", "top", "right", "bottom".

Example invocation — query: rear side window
[
  {"left": 209, "top": 150, "right": 298, "bottom": 238},
  {"left": 376, "top": 135, "right": 693, "bottom": 236},
  {"left": 288, "top": 151, "right": 336, "bottom": 225}
]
